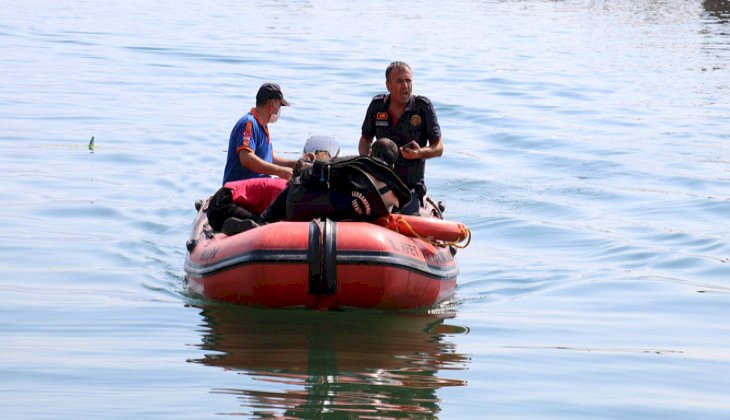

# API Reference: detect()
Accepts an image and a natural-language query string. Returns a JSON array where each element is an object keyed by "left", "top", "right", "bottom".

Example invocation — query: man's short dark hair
[
  {"left": 371, "top": 138, "right": 399, "bottom": 167},
  {"left": 385, "top": 61, "right": 412, "bottom": 82}
]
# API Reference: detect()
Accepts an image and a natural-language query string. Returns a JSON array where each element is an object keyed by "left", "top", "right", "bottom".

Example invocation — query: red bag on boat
[{"left": 224, "top": 178, "right": 288, "bottom": 214}]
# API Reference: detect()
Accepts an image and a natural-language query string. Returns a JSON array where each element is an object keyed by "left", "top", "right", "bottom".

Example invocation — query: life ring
[{"left": 375, "top": 214, "right": 471, "bottom": 248}]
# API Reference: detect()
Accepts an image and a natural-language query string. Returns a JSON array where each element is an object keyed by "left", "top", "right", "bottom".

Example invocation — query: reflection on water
[{"left": 189, "top": 306, "right": 469, "bottom": 418}]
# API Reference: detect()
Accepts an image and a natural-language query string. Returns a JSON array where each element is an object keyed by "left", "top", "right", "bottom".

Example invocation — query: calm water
[{"left": 1, "top": 0, "right": 729, "bottom": 418}]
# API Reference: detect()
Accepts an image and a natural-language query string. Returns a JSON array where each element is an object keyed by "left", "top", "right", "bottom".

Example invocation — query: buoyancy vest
[{"left": 285, "top": 156, "right": 411, "bottom": 222}]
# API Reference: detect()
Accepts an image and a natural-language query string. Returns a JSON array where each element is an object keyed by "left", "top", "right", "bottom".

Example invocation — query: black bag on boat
[
  {"left": 206, "top": 187, "right": 261, "bottom": 230},
  {"left": 285, "top": 156, "right": 411, "bottom": 222}
]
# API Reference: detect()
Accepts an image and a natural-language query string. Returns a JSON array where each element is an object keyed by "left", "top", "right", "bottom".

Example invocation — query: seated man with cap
[{"left": 222, "top": 82, "right": 297, "bottom": 184}]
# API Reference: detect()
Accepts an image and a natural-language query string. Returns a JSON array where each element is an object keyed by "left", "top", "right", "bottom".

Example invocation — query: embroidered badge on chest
[
  {"left": 376, "top": 112, "right": 388, "bottom": 120},
  {"left": 410, "top": 115, "right": 422, "bottom": 127}
]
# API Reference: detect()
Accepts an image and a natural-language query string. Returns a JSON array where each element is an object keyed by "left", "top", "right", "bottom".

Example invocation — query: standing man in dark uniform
[{"left": 359, "top": 61, "right": 443, "bottom": 212}]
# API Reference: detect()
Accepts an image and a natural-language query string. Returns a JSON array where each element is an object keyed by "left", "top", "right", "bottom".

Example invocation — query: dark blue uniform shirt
[{"left": 361, "top": 94, "right": 441, "bottom": 191}]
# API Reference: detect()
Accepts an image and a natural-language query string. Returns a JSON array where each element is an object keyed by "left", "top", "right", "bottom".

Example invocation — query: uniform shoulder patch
[{"left": 242, "top": 121, "right": 252, "bottom": 147}]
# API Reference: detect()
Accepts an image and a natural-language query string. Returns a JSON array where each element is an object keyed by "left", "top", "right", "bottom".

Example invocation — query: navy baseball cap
[{"left": 256, "top": 83, "right": 289, "bottom": 106}]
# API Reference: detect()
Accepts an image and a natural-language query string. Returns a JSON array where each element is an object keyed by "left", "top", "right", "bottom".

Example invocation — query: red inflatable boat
[{"left": 184, "top": 199, "right": 470, "bottom": 310}]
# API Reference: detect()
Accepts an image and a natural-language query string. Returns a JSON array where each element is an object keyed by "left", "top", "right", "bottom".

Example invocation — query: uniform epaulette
[
  {"left": 372, "top": 93, "right": 388, "bottom": 102},
  {"left": 414, "top": 95, "right": 432, "bottom": 105}
]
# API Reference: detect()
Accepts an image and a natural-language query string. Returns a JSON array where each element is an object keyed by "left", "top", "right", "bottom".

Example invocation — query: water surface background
[{"left": 1, "top": 0, "right": 729, "bottom": 418}]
